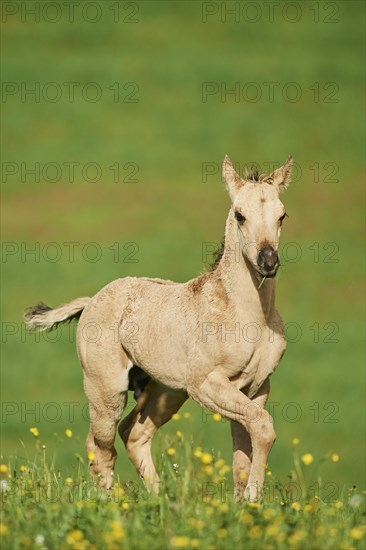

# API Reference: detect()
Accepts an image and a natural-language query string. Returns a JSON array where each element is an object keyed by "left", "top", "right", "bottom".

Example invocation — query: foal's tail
[{"left": 23, "top": 297, "right": 91, "bottom": 331}]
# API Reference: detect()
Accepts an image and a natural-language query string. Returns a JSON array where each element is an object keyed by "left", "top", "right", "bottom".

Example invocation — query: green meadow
[{"left": 1, "top": 1, "right": 365, "bottom": 548}]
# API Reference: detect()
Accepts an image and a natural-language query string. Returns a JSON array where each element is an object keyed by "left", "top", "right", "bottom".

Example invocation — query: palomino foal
[{"left": 25, "top": 155, "right": 292, "bottom": 501}]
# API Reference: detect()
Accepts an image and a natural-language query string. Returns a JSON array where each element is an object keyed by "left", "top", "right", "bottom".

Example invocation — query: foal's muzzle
[{"left": 257, "top": 246, "right": 279, "bottom": 277}]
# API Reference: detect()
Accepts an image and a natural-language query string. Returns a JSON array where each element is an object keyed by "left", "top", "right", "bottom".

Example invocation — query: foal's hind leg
[
  {"left": 76, "top": 281, "right": 134, "bottom": 489},
  {"left": 79, "top": 337, "right": 130, "bottom": 489},
  {"left": 84, "top": 374, "right": 128, "bottom": 490},
  {"left": 119, "top": 381, "right": 187, "bottom": 493}
]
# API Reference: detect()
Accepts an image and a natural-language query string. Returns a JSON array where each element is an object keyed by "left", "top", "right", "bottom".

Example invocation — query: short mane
[
  {"left": 244, "top": 167, "right": 268, "bottom": 183},
  {"left": 209, "top": 238, "right": 225, "bottom": 271},
  {"left": 245, "top": 168, "right": 260, "bottom": 182}
]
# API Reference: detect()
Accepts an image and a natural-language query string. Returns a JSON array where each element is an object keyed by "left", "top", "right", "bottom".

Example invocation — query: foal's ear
[
  {"left": 263, "top": 155, "right": 293, "bottom": 192},
  {"left": 223, "top": 155, "right": 244, "bottom": 200}
]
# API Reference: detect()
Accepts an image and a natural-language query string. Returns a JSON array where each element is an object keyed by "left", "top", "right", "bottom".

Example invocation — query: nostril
[
  {"left": 258, "top": 247, "right": 279, "bottom": 270},
  {"left": 269, "top": 250, "right": 279, "bottom": 266},
  {"left": 257, "top": 250, "right": 266, "bottom": 267}
]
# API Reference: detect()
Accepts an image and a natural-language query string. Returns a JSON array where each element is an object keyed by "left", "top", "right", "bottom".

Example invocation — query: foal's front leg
[
  {"left": 188, "top": 372, "right": 275, "bottom": 501},
  {"left": 231, "top": 379, "right": 270, "bottom": 501}
]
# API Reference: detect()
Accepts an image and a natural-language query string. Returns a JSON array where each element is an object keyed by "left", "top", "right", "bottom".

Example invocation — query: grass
[
  {"left": 1, "top": 1, "right": 365, "bottom": 548},
  {"left": 1, "top": 427, "right": 365, "bottom": 550}
]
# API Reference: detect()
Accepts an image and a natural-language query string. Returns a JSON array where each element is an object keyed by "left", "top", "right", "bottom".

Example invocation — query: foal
[{"left": 25, "top": 155, "right": 292, "bottom": 501}]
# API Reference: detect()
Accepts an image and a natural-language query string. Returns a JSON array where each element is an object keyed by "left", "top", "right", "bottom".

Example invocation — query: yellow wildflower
[
  {"left": 248, "top": 502, "right": 260, "bottom": 509},
  {"left": 220, "top": 503, "right": 229, "bottom": 513},
  {"left": 171, "top": 413, "right": 180, "bottom": 421},
  {"left": 203, "top": 465, "right": 214, "bottom": 476},
  {"left": 122, "top": 502, "right": 129, "bottom": 510},
  {"left": 64, "top": 477, "right": 73, "bottom": 485},
  {"left": 215, "top": 459, "right": 225, "bottom": 469},
  {"left": 19, "top": 465, "right": 26, "bottom": 472},
  {"left": 0, "top": 524, "right": 8, "bottom": 536},
  {"left": 334, "top": 500, "right": 343, "bottom": 509},
  {"left": 201, "top": 453, "right": 213, "bottom": 465},
  {"left": 239, "top": 511, "right": 253, "bottom": 524},
  {"left": 87, "top": 451, "right": 95, "bottom": 461},
  {"left": 239, "top": 471, "right": 248, "bottom": 480},
  {"left": 176, "top": 430, "right": 183, "bottom": 438},
  {"left": 188, "top": 518, "right": 205, "bottom": 529},
  {"left": 292, "top": 437, "right": 300, "bottom": 445},
  {"left": 263, "top": 508, "right": 276, "bottom": 520},
  {"left": 219, "top": 465, "right": 230, "bottom": 476},
  {"left": 65, "top": 429, "right": 73, "bottom": 438},
  {"left": 212, "top": 413, "right": 222, "bottom": 422},
  {"left": 171, "top": 536, "right": 190, "bottom": 547},
  {"left": 266, "top": 471, "right": 272, "bottom": 477},
  {"left": 0, "top": 464, "right": 8, "bottom": 473},
  {"left": 183, "top": 412, "right": 191, "bottom": 419},
  {"left": 166, "top": 447, "right": 176, "bottom": 456},
  {"left": 30, "top": 427, "right": 39, "bottom": 437},
  {"left": 193, "top": 447, "right": 202, "bottom": 458},
  {"left": 331, "top": 453, "right": 340, "bottom": 462},
  {"left": 289, "top": 530, "right": 306, "bottom": 544},
  {"left": 107, "top": 520, "right": 125, "bottom": 540},
  {"left": 66, "top": 529, "right": 84, "bottom": 544},
  {"left": 266, "top": 525, "right": 278, "bottom": 536},
  {"left": 301, "top": 453, "right": 314, "bottom": 465},
  {"left": 291, "top": 501, "right": 301, "bottom": 511},
  {"left": 248, "top": 526, "right": 261, "bottom": 538},
  {"left": 350, "top": 528, "right": 364, "bottom": 540}
]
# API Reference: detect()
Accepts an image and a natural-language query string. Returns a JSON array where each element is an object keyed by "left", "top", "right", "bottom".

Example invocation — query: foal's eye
[
  {"left": 279, "top": 212, "right": 287, "bottom": 225},
  {"left": 235, "top": 211, "right": 246, "bottom": 223}
]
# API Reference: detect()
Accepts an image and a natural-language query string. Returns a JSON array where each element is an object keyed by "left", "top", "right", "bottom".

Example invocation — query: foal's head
[{"left": 223, "top": 155, "right": 292, "bottom": 279}]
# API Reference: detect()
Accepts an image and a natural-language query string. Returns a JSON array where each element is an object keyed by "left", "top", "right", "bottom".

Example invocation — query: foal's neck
[{"left": 216, "top": 210, "right": 276, "bottom": 319}]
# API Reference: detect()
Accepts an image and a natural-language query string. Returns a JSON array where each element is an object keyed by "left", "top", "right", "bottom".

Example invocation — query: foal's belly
[{"left": 120, "top": 288, "right": 191, "bottom": 389}]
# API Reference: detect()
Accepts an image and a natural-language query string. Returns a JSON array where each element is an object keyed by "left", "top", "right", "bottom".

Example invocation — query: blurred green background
[{"left": 1, "top": 1, "right": 364, "bottom": 494}]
